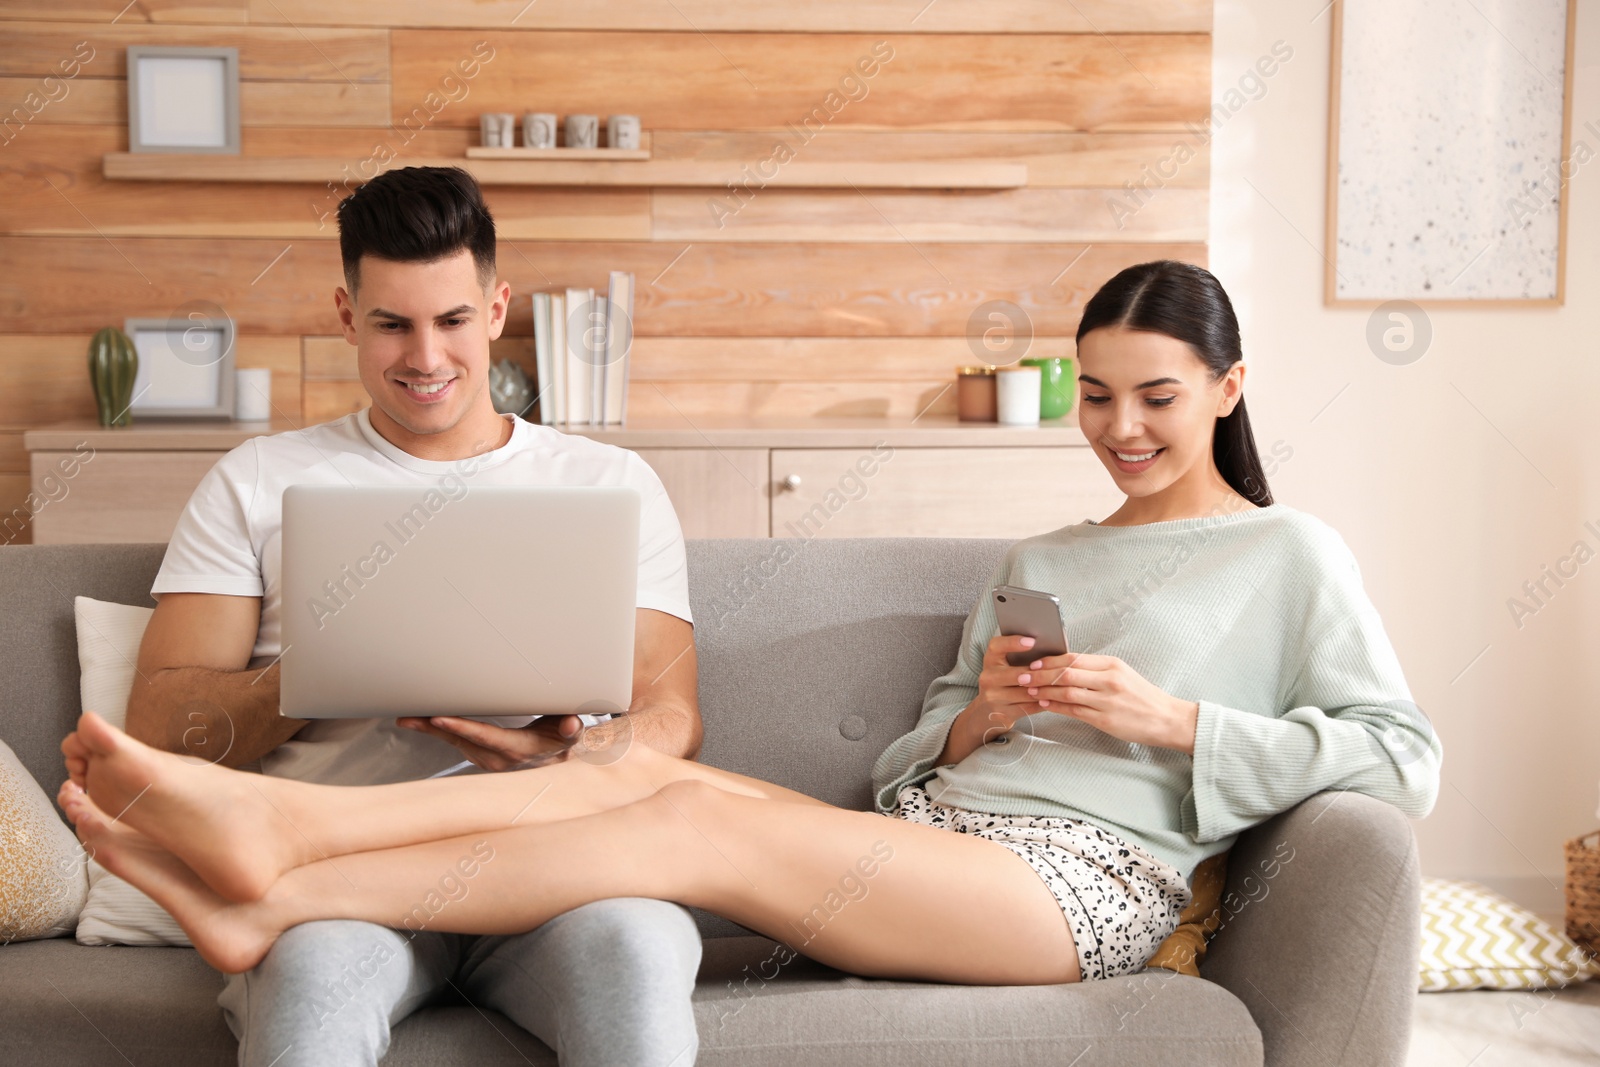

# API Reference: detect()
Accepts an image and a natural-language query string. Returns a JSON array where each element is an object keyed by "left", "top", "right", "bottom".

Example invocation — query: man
[{"left": 125, "top": 165, "right": 703, "bottom": 1067}]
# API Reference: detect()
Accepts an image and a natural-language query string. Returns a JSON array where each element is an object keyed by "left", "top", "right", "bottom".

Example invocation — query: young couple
[{"left": 59, "top": 166, "right": 1441, "bottom": 1067}]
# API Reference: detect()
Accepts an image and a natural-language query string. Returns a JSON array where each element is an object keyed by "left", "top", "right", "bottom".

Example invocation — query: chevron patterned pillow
[{"left": 1420, "top": 878, "right": 1600, "bottom": 991}]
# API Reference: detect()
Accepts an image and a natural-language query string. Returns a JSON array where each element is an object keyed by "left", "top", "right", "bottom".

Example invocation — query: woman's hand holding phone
[
  {"left": 1014, "top": 649, "right": 1199, "bottom": 755},
  {"left": 936, "top": 633, "right": 1068, "bottom": 766},
  {"left": 940, "top": 627, "right": 1201, "bottom": 767}
]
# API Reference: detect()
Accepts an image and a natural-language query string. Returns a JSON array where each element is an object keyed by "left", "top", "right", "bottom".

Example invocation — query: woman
[{"left": 59, "top": 260, "right": 1441, "bottom": 987}]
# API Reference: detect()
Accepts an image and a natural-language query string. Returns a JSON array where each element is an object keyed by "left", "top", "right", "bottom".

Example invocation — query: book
[
  {"left": 531, "top": 291, "right": 553, "bottom": 425},
  {"left": 591, "top": 295, "right": 608, "bottom": 425},
  {"left": 564, "top": 287, "right": 594, "bottom": 423},
  {"left": 603, "top": 271, "right": 634, "bottom": 424},
  {"left": 549, "top": 292, "right": 566, "bottom": 423}
]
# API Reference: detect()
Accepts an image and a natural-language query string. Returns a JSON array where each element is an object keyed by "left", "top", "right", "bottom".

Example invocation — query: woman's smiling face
[{"left": 1075, "top": 324, "right": 1244, "bottom": 500}]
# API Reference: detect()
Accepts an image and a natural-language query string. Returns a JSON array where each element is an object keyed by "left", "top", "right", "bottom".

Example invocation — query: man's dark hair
[{"left": 336, "top": 166, "right": 497, "bottom": 299}]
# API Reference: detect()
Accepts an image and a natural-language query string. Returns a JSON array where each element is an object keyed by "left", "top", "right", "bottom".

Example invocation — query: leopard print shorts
[{"left": 889, "top": 784, "right": 1192, "bottom": 982}]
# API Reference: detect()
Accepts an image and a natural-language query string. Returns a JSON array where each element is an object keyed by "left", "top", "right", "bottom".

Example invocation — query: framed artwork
[
  {"left": 124, "top": 316, "right": 236, "bottom": 418},
  {"left": 126, "top": 45, "right": 240, "bottom": 154},
  {"left": 1325, "top": 0, "right": 1576, "bottom": 305}
]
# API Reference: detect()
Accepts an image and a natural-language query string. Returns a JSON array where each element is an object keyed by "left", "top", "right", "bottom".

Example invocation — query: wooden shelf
[
  {"left": 101, "top": 153, "right": 1029, "bottom": 189},
  {"left": 465, "top": 146, "right": 651, "bottom": 161}
]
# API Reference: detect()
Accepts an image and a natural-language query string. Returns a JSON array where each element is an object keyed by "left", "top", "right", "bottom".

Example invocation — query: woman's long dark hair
[{"left": 1075, "top": 260, "right": 1273, "bottom": 506}]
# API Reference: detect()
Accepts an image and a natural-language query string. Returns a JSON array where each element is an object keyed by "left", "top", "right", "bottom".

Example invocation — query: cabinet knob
[{"left": 780, "top": 474, "right": 802, "bottom": 492}]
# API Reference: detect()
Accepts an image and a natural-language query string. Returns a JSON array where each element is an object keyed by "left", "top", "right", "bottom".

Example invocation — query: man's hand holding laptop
[{"left": 396, "top": 712, "right": 584, "bottom": 772}]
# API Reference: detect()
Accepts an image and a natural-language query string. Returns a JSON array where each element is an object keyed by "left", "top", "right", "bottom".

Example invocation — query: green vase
[
  {"left": 1021, "top": 356, "right": 1075, "bottom": 419},
  {"left": 88, "top": 326, "right": 138, "bottom": 428}
]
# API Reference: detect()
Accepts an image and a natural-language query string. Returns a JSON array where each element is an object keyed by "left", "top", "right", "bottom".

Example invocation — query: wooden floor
[{"left": 1407, "top": 948, "right": 1600, "bottom": 1067}]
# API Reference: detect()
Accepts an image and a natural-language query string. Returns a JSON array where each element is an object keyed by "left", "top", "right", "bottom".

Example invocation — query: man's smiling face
[{"left": 335, "top": 248, "right": 511, "bottom": 453}]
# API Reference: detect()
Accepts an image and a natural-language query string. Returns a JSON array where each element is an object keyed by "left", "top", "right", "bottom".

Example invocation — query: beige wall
[{"left": 1212, "top": 1, "right": 1599, "bottom": 917}]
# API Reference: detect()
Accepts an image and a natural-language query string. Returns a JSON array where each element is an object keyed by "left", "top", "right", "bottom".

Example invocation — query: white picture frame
[
  {"left": 127, "top": 46, "right": 240, "bottom": 154},
  {"left": 1325, "top": 0, "right": 1576, "bottom": 305},
  {"left": 124, "top": 316, "right": 236, "bottom": 419}
]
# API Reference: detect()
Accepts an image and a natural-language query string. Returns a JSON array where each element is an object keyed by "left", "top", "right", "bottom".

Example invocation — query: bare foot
[
  {"left": 61, "top": 728, "right": 91, "bottom": 789},
  {"left": 66, "top": 711, "right": 315, "bottom": 902},
  {"left": 60, "top": 780, "right": 281, "bottom": 974}
]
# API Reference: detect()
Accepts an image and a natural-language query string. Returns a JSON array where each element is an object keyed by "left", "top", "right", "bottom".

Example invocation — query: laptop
[{"left": 279, "top": 484, "right": 639, "bottom": 725}]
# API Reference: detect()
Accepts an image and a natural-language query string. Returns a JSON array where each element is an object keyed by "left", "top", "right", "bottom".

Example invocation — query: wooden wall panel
[
  {"left": 390, "top": 32, "right": 1210, "bottom": 132},
  {"left": 303, "top": 379, "right": 960, "bottom": 424},
  {"left": 302, "top": 380, "right": 368, "bottom": 424},
  {"left": 0, "top": 1, "right": 250, "bottom": 24},
  {"left": 0, "top": 237, "right": 1205, "bottom": 337},
  {"left": 0, "top": 75, "right": 390, "bottom": 127},
  {"left": 0, "top": 435, "right": 28, "bottom": 474},
  {"left": 255, "top": 1, "right": 1209, "bottom": 34},
  {"left": 646, "top": 131, "right": 1210, "bottom": 189},
  {"left": 651, "top": 187, "right": 1208, "bottom": 243},
  {"left": 1, "top": 129, "right": 651, "bottom": 238},
  {"left": 0, "top": 2, "right": 1210, "bottom": 503},
  {"left": 0, "top": 474, "right": 34, "bottom": 545},
  {"left": 625, "top": 381, "right": 956, "bottom": 421},
  {"left": 302, "top": 334, "right": 538, "bottom": 380},
  {"left": 237, "top": 336, "right": 304, "bottom": 425},
  {"left": 0, "top": 334, "right": 303, "bottom": 426},
  {"left": 302, "top": 336, "right": 358, "bottom": 380},
  {"left": 628, "top": 337, "right": 1079, "bottom": 380},
  {"left": 300, "top": 333, "right": 1074, "bottom": 422},
  {"left": 0, "top": 336, "right": 101, "bottom": 425},
  {"left": 308, "top": 335, "right": 1044, "bottom": 382},
  {"left": 0, "top": 22, "right": 389, "bottom": 81}
]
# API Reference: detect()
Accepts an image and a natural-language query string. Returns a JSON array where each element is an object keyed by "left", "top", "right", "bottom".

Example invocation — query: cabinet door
[
  {"left": 770, "top": 446, "right": 1123, "bottom": 539},
  {"left": 30, "top": 451, "right": 228, "bottom": 544},
  {"left": 633, "top": 448, "right": 769, "bottom": 538}
]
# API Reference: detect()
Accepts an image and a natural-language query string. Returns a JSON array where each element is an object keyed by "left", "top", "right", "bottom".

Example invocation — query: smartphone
[{"left": 992, "top": 585, "right": 1070, "bottom": 667}]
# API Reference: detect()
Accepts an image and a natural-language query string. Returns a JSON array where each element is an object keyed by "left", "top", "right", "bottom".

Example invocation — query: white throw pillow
[
  {"left": 1420, "top": 877, "right": 1599, "bottom": 991},
  {"left": 70, "top": 596, "right": 191, "bottom": 948},
  {"left": 0, "top": 738, "right": 88, "bottom": 941}
]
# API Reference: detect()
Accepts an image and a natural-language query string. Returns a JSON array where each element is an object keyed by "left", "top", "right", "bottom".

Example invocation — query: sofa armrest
[{"left": 1199, "top": 790, "right": 1420, "bottom": 1067}]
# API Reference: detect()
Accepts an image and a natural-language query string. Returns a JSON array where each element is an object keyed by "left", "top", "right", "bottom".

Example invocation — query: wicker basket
[{"left": 1567, "top": 830, "right": 1600, "bottom": 959}]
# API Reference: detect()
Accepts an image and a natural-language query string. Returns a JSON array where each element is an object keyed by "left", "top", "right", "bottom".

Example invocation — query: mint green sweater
[{"left": 871, "top": 504, "right": 1442, "bottom": 885}]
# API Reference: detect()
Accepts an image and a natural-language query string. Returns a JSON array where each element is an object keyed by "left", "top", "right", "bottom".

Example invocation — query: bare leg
[
  {"left": 64, "top": 711, "right": 831, "bottom": 902},
  {"left": 77, "top": 778, "right": 1083, "bottom": 987}
]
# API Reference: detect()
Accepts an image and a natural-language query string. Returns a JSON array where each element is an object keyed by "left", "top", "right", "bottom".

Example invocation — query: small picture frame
[
  {"left": 124, "top": 316, "right": 236, "bottom": 418},
  {"left": 127, "top": 45, "right": 240, "bottom": 154}
]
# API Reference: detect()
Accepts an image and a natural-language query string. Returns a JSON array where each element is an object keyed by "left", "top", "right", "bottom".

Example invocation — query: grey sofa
[{"left": 0, "top": 540, "right": 1421, "bottom": 1066}]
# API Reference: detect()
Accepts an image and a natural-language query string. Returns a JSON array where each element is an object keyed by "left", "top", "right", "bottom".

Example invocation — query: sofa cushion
[
  {"left": 0, "top": 937, "right": 1262, "bottom": 1067},
  {"left": 689, "top": 936, "right": 1262, "bottom": 1067},
  {"left": 0, "top": 739, "right": 87, "bottom": 942},
  {"left": 69, "top": 595, "right": 194, "bottom": 948},
  {"left": 0, "top": 543, "right": 164, "bottom": 794},
  {"left": 0, "top": 939, "right": 234, "bottom": 1067},
  {"left": 685, "top": 538, "right": 1010, "bottom": 812}
]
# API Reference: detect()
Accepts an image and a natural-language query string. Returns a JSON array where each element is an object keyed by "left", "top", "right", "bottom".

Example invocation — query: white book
[
  {"left": 549, "top": 292, "right": 567, "bottom": 424},
  {"left": 603, "top": 271, "right": 634, "bottom": 424},
  {"left": 531, "top": 292, "right": 553, "bottom": 425},
  {"left": 564, "top": 287, "right": 593, "bottom": 424},
  {"left": 591, "top": 295, "right": 608, "bottom": 425}
]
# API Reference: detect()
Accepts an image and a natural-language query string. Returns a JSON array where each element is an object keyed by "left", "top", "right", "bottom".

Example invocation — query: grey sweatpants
[{"left": 217, "top": 898, "right": 703, "bottom": 1067}]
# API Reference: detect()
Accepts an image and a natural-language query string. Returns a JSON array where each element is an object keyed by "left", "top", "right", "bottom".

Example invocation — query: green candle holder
[{"left": 1021, "top": 356, "right": 1075, "bottom": 419}]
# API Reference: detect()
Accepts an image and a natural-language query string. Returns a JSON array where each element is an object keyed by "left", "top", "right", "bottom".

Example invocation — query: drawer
[
  {"left": 30, "top": 450, "right": 226, "bottom": 544},
  {"left": 769, "top": 446, "right": 1123, "bottom": 539},
  {"left": 633, "top": 447, "right": 768, "bottom": 538}
]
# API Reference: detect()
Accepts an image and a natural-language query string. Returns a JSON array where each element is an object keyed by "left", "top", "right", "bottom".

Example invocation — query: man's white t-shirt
[{"left": 152, "top": 408, "right": 693, "bottom": 786}]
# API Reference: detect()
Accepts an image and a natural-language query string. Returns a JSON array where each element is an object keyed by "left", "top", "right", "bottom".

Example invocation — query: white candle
[
  {"left": 995, "top": 365, "right": 1041, "bottom": 425},
  {"left": 235, "top": 368, "right": 272, "bottom": 422}
]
